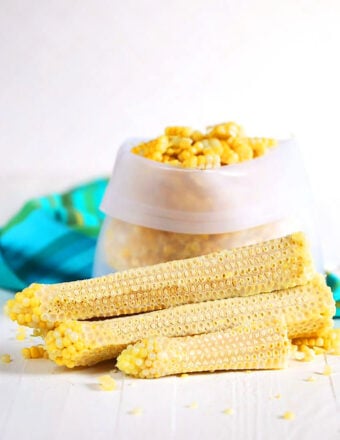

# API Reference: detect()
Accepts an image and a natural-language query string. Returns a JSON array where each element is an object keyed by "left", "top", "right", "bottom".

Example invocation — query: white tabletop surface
[{"left": 0, "top": 289, "right": 339, "bottom": 440}]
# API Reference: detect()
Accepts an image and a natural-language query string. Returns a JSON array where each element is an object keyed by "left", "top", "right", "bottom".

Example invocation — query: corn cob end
[{"left": 5, "top": 284, "right": 54, "bottom": 331}]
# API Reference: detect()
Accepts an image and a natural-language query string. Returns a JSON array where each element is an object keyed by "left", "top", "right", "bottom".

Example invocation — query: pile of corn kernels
[{"left": 131, "top": 122, "right": 277, "bottom": 169}]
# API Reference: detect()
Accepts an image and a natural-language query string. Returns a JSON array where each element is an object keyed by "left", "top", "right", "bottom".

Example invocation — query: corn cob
[
  {"left": 116, "top": 319, "right": 290, "bottom": 378},
  {"left": 44, "top": 274, "right": 333, "bottom": 368},
  {"left": 5, "top": 232, "right": 315, "bottom": 331}
]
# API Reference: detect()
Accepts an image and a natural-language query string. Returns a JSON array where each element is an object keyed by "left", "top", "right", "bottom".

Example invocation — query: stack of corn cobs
[{"left": 5, "top": 232, "right": 340, "bottom": 378}]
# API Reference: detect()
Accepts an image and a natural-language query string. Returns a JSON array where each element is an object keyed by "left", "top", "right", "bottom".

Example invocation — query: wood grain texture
[{"left": 0, "top": 291, "right": 339, "bottom": 440}]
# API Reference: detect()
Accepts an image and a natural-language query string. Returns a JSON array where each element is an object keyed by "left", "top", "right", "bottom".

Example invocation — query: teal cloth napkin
[
  {"left": 0, "top": 178, "right": 108, "bottom": 291},
  {"left": 326, "top": 272, "right": 340, "bottom": 318}
]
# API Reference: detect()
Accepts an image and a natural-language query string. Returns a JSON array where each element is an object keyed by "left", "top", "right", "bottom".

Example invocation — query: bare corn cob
[
  {"left": 116, "top": 319, "right": 290, "bottom": 378},
  {"left": 6, "top": 232, "right": 315, "bottom": 330},
  {"left": 44, "top": 274, "right": 334, "bottom": 368}
]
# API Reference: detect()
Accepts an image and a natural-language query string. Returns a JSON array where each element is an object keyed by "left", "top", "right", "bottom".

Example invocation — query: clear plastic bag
[{"left": 93, "top": 138, "right": 321, "bottom": 276}]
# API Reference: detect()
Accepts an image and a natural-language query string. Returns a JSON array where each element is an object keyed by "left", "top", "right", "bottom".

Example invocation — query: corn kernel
[
  {"left": 129, "top": 407, "right": 143, "bottom": 416},
  {"left": 323, "top": 365, "right": 332, "bottom": 376},
  {"left": 282, "top": 411, "right": 295, "bottom": 420},
  {"left": 0, "top": 354, "right": 12, "bottom": 364},
  {"left": 98, "top": 375, "right": 117, "bottom": 391}
]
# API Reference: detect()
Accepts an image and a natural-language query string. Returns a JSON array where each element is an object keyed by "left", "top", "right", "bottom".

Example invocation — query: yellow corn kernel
[
  {"left": 182, "top": 156, "right": 198, "bottom": 168},
  {"left": 207, "top": 122, "right": 244, "bottom": 139},
  {"left": 247, "top": 137, "right": 277, "bottom": 157},
  {"left": 43, "top": 274, "right": 333, "bottom": 368},
  {"left": 323, "top": 365, "right": 332, "bottom": 376},
  {"left": 223, "top": 408, "right": 234, "bottom": 415},
  {"left": 228, "top": 137, "right": 254, "bottom": 162},
  {"left": 282, "top": 411, "right": 295, "bottom": 421},
  {"left": 16, "top": 326, "right": 27, "bottom": 341},
  {"left": 187, "top": 402, "right": 198, "bottom": 409},
  {"left": 98, "top": 375, "right": 117, "bottom": 391},
  {"left": 0, "top": 354, "right": 12, "bottom": 364},
  {"left": 305, "top": 376, "right": 317, "bottom": 382},
  {"left": 128, "top": 408, "right": 143, "bottom": 416},
  {"left": 22, "top": 345, "right": 48, "bottom": 359},
  {"left": 165, "top": 126, "right": 193, "bottom": 137},
  {"left": 116, "top": 319, "right": 290, "bottom": 378},
  {"left": 220, "top": 141, "right": 239, "bottom": 165},
  {"left": 190, "top": 130, "right": 204, "bottom": 142},
  {"left": 6, "top": 233, "right": 315, "bottom": 330}
]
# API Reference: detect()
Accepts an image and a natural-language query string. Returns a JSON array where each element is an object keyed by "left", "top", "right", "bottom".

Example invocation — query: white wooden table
[{"left": 0, "top": 290, "right": 339, "bottom": 440}]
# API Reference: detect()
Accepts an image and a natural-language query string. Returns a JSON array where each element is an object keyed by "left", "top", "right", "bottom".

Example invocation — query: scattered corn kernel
[
  {"left": 282, "top": 411, "right": 295, "bottom": 420},
  {"left": 323, "top": 365, "right": 332, "bottom": 376},
  {"left": 223, "top": 408, "right": 234, "bottom": 415},
  {"left": 274, "top": 394, "right": 282, "bottom": 399},
  {"left": 98, "top": 375, "right": 117, "bottom": 391},
  {"left": 21, "top": 345, "right": 48, "bottom": 359},
  {"left": 187, "top": 402, "right": 198, "bottom": 409},
  {"left": 0, "top": 354, "right": 12, "bottom": 364},
  {"left": 180, "top": 373, "right": 189, "bottom": 378},
  {"left": 305, "top": 376, "right": 317, "bottom": 382},
  {"left": 16, "top": 326, "right": 26, "bottom": 341},
  {"left": 129, "top": 407, "right": 143, "bottom": 416}
]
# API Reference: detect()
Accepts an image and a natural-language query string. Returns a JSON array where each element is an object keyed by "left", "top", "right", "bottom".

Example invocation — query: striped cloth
[
  {"left": 0, "top": 179, "right": 108, "bottom": 291},
  {"left": 327, "top": 272, "right": 340, "bottom": 318}
]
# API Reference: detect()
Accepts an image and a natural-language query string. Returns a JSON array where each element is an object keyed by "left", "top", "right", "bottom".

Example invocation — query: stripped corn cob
[
  {"left": 44, "top": 275, "right": 333, "bottom": 367},
  {"left": 116, "top": 319, "right": 290, "bottom": 378},
  {"left": 6, "top": 232, "right": 315, "bottom": 331}
]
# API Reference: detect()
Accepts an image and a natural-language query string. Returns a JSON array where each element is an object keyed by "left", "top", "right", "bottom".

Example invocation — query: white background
[{"left": 1, "top": 0, "right": 340, "bottom": 266}]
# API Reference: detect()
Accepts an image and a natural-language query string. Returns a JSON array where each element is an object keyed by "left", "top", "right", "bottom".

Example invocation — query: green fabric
[
  {"left": 326, "top": 272, "right": 340, "bottom": 318},
  {"left": 0, "top": 179, "right": 108, "bottom": 291}
]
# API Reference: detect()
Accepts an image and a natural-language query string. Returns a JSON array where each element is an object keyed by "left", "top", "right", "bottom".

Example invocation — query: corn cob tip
[
  {"left": 44, "top": 321, "right": 85, "bottom": 368},
  {"left": 5, "top": 284, "right": 55, "bottom": 331},
  {"left": 44, "top": 320, "right": 125, "bottom": 368},
  {"left": 116, "top": 337, "right": 173, "bottom": 378}
]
